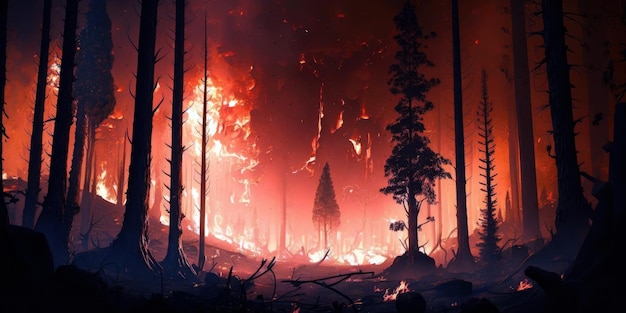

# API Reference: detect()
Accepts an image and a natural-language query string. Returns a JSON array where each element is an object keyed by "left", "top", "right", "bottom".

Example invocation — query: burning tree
[
  {"left": 475, "top": 69, "right": 502, "bottom": 265},
  {"left": 72, "top": 0, "right": 116, "bottom": 248},
  {"left": 312, "top": 162, "right": 341, "bottom": 250},
  {"left": 380, "top": 0, "right": 450, "bottom": 262}
]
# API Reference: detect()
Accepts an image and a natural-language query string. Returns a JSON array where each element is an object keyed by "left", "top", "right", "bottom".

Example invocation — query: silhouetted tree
[
  {"left": 108, "top": 0, "right": 161, "bottom": 278},
  {"left": 381, "top": 0, "right": 450, "bottom": 262},
  {"left": 450, "top": 0, "right": 474, "bottom": 269},
  {"left": 475, "top": 69, "right": 502, "bottom": 265},
  {"left": 73, "top": 0, "right": 116, "bottom": 244},
  {"left": 511, "top": 0, "right": 541, "bottom": 243},
  {"left": 541, "top": 0, "right": 591, "bottom": 252},
  {"left": 0, "top": 0, "right": 7, "bottom": 226},
  {"left": 313, "top": 162, "right": 341, "bottom": 250},
  {"left": 161, "top": 0, "right": 196, "bottom": 281},
  {"left": 34, "top": 0, "right": 79, "bottom": 268},
  {"left": 22, "top": 0, "right": 51, "bottom": 229}
]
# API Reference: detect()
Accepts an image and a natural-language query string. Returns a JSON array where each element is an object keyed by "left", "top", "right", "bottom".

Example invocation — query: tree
[
  {"left": 312, "top": 162, "right": 341, "bottom": 250},
  {"left": 510, "top": 0, "right": 541, "bottom": 243},
  {"left": 475, "top": 69, "right": 502, "bottom": 265},
  {"left": 22, "top": 0, "right": 52, "bottom": 229},
  {"left": 450, "top": 0, "right": 474, "bottom": 269},
  {"left": 541, "top": 0, "right": 591, "bottom": 252},
  {"left": 381, "top": 0, "right": 450, "bottom": 262},
  {"left": 161, "top": 0, "right": 196, "bottom": 281},
  {"left": 73, "top": 0, "right": 116, "bottom": 244},
  {"left": 107, "top": 0, "right": 161, "bottom": 278},
  {"left": 34, "top": 0, "right": 79, "bottom": 268},
  {"left": 0, "top": 0, "right": 7, "bottom": 227}
]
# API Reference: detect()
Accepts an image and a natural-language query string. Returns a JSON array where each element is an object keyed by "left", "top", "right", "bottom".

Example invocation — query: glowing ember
[
  {"left": 515, "top": 278, "right": 533, "bottom": 291},
  {"left": 382, "top": 280, "right": 410, "bottom": 302}
]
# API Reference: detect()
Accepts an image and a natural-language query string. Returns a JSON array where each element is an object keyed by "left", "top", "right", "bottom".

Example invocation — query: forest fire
[{"left": 2, "top": 0, "right": 625, "bottom": 312}]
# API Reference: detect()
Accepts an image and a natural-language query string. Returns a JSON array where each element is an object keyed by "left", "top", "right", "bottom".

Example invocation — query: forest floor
[
  {"left": 64, "top": 212, "right": 557, "bottom": 313},
  {"left": 0, "top": 196, "right": 559, "bottom": 313}
]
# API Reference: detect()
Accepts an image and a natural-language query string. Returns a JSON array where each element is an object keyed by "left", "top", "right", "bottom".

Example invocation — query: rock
[{"left": 395, "top": 291, "right": 426, "bottom": 313}]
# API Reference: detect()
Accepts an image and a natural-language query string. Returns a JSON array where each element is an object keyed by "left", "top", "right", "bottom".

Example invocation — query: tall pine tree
[
  {"left": 161, "top": 0, "right": 196, "bottom": 281},
  {"left": 381, "top": 0, "right": 450, "bottom": 262},
  {"left": 312, "top": 162, "right": 341, "bottom": 250},
  {"left": 475, "top": 69, "right": 502, "bottom": 265}
]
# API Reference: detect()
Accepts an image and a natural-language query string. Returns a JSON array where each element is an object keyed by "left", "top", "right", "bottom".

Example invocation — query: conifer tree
[
  {"left": 475, "top": 69, "right": 501, "bottom": 264},
  {"left": 312, "top": 162, "right": 341, "bottom": 250},
  {"left": 381, "top": 0, "right": 450, "bottom": 261}
]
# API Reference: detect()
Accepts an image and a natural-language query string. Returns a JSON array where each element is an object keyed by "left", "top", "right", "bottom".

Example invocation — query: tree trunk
[
  {"left": 108, "top": 0, "right": 161, "bottom": 278},
  {"left": 67, "top": 96, "right": 87, "bottom": 224},
  {"left": 34, "top": 0, "right": 79, "bottom": 268},
  {"left": 511, "top": 0, "right": 542, "bottom": 243},
  {"left": 161, "top": 0, "right": 196, "bottom": 281},
  {"left": 79, "top": 122, "right": 96, "bottom": 248},
  {"left": 0, "top": 0, "right": 7, "bottom": 227},
  {"left": 451, "top": 0, "right": 474, "bottom": 267},
  {"left": 23, "top": 0, "right": 52, "bottom": 229},
  {"left": 542, "top": 0, "right": 590, "bottom": 251},
  {"left": 407, "top": 187, "right": 419, "bottom": 261}
]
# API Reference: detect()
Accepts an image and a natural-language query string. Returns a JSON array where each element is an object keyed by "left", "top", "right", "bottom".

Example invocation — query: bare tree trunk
[
  {"left": 451, "top": 0, "right": 474, "bottom": 268},
  {"left": 35, "top": 0, "right": 79, "bottom": 268},
  {"left": 511, "top": 0, "right": 542, "bottom": 243},
  {"left": 161, "top": 0, "right": 196, "bottom": 281},
  {"left": 23, "top": 0, "right": 51, "bottom": 229},
  {"left": 109, "top": 0, "right": 161, "bottom": 278},
  {"left": 542, "top": 0, "right": 590, "bottom": 251}
]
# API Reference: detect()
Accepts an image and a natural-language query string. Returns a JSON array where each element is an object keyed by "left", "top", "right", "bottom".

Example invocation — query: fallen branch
[{"left": 282, "top": 270, "right": 375, "bottom": 313}]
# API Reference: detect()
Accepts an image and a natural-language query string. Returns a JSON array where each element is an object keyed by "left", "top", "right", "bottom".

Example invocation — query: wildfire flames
[
  {"left": 376, "top": 280, "right": 410, "bottom": 302},
  {"left": 515, "top": 279, "right": 533, "bottom": 291}
]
